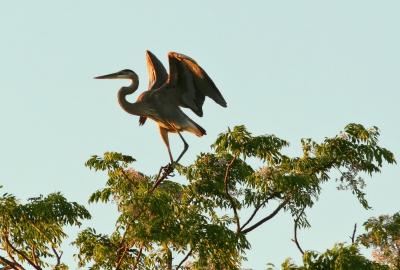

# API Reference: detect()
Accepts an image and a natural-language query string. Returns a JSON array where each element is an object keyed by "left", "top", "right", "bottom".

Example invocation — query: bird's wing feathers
[
  {"left": 139, "top": 116, "right": 147, "bottom": 126},
  {"left": 146, "top": 50, "right": 168, "bottom": 90},
  {"left": 167, "top": 52, "right": 227, "bottom": 117},
  {"left": 140, "top": 51, "right": 169, "bottom": 125}
]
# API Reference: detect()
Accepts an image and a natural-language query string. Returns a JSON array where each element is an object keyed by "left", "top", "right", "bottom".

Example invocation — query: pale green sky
[{"left": 1, "top": 1, "right": 399, "bottom": 269}]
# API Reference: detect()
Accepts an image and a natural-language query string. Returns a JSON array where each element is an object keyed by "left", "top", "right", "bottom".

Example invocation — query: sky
[{"left": 1, "top": 1, "right": 399, "bottom": 269}]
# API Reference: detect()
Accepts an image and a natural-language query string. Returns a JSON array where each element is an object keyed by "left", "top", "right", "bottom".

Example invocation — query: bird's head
[{"left": 94, "top": 69, "right": 138, "bottom": 81}]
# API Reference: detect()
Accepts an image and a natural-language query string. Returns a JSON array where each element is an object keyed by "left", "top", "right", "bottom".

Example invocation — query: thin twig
[
  {"left": 115, "top": 169, "right": 136, "bottom": 270},
  {"left": 163, "top": 243, "right": 173, "bottom": 270},
  {"left": 115, "top": 244, "right": 129, "bottom": 270},
  {"left": 292, "top": 208, "right": 305, "bottom": 255},
  {"left": 350, "top": 223, "right": 357, "bottom": 244},
  {"left": 176, "top": 249, "right": 193, "bottom": 270},
  {"left": 240, "top": 192, "right": 282, "bottom": 232},
  {"left": 240, "top": 199, "right": 263, "bottom": 232},
  {"left": 51, "top": 247, "right": 62, "bottom": 266},
  {"left": 241, "top": 198, "right": 289, "bottom": 234},
  {"left": 132, "top": 244, "right": 144, "bottom": 270},
  {"left": 30, "top": 244, "right": 39, "bottom": 267},
  {"left": 223, "top": 154, "right": 241, "bottom": 233}
]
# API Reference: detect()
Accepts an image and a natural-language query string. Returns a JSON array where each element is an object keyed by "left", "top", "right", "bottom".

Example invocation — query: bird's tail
[{"left": 189, "top": 119, "right": 206, "bottom": 137}]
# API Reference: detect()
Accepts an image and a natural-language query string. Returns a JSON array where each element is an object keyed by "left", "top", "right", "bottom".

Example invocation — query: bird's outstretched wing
[
  {"left": 146, "top": 50, "right": 168, "bottom": 90},
  {"left": 166, "top": 52, "right": 227, "bottom": 117},
  {"left": 139, "top": 51, "right": 169, "bottom": 126}
]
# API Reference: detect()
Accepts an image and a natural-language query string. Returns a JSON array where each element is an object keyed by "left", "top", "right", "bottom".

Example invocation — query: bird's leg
[
  {"left": 152, "top": 131, "right": 188, "bottom": 192},
  {"left": 158, "top": 126, "right": 174, "bottom": 164},
  {"left": 158, "top": 126, "right": 175, "bottom": 176},
  {"left": 175, "top": 132, "right": 189, "bottom": 164}
]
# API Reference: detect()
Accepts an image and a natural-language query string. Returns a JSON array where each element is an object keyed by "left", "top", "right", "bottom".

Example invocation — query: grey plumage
[{"left": 95, "top": 51, "right": 227, "bottom": 164}]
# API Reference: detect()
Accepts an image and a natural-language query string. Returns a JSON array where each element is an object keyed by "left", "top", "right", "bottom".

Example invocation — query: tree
[
  {"left": 280, "top": 243, "right": 389, "bottom": 270},
  {"left": 358, "top": 212, "right": 400, "bottom": 269},
  {"left": 0, "top": 190, "right": 90, "bottom": 270},
  {"left": 277, "top": 212, "right": 400, "bottom": 270},
  {"left": 0, "top": 123, "right": 395, "bottom": 269},
  {"left": 73, "top": 123, "right": 395, "bottom": 269}
]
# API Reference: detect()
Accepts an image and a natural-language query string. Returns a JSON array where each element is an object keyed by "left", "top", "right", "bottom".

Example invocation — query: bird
[{"left": 95, "top": 51, "right": 227, "bottom": 165}]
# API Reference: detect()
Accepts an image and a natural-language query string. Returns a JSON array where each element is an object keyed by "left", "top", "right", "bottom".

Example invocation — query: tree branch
[
  {"left": 224, "top": 154, "right": 241, "bottom": 233},
  {"left": 115, "top": 243, "right": 129, "bottom": 270},
  {"left": 350, "top": 223, "right": 357, "bottom": 244},
  {"left": 151, "top": 164, "right": 174, "bottom": 193},
  {"left": 176, "top": 249, "right": 192, "bottom": 270},
  {"left": 0, "top": 254, "right": 24, "bottom": 270},
  {"left": 241, "top": 199, "right": 289, "bottom": 234},
  {"left": 240, "top": 192, "right": 282, "bottom": 232},
  {"left": 132, "top": 244, "right": 143, "bottom": 270},
  {"left": 30, "top": 244, "right": 39, "bottom": 267},
  {"left": 116, "top": 163, "right": 175, "bottom": 268},
  {"left": 292, "top": 208, "right": 305, "bottom": 255},
  {"left": 51, "top": 246, "right": 62, "bottom": 266},
  {"left": 3, "top": 235, "right": 42, "bottom": 270},
  {"left": 163, "top": 243, "right": 172, "bottom": 270},
  {"left": 240, "top": 200, "right": 263, "bottom": 232},
  {"left": 4, "top": 243, "right": 20, "bottom": 269}
]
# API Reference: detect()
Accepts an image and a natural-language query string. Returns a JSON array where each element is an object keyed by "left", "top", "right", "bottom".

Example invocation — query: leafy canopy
[
  {"left": 75, "top": 123, "right": 394, "bottom": 269},
  {"left": 358, "top": 212, "right": 400, "bottom": 269},
  {"left": 0, "top": 190, "right": 90, "bottom": 270},
  {"left": 0, "top": 123, "right": 395, "bottom": 269}
]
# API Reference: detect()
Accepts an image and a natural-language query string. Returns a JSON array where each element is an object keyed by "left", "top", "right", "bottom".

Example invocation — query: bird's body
[
  {"left": 134, "top": 86, "right": 205, "bottom": 136},
  {"left": 95, "top": 51, "right": 226, "bottom": 164}
]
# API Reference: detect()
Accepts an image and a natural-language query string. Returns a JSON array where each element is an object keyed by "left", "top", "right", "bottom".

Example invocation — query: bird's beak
[{"left": 94, "top": 72, "right": 121, "bottom": 80}]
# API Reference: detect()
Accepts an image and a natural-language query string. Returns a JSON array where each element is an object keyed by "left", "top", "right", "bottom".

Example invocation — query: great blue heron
[{"left": 95, "top": 51, "right": 227, "bottom": 165}]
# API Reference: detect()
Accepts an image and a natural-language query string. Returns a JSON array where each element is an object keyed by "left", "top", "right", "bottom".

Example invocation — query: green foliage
[
  {"left": 75, "top": 123, "right": 394, "bottom": 269},
  {"left": 358, "top": 212, "right": 400, "bottom": 269},
  {"left": 212, "top": 125, "right": 289, "bottom": 163},
  {"left": 281, "top": 243, "right": 389, "bottom": 270},
  {"left": 0, "top": 123, "right": 395, "bottom": 269},
  {"left": 79, "top": 152, "right": 250, "bottom": 269},
  {"left": 0, "top": 190, "right": 90, "bottom": 269}
]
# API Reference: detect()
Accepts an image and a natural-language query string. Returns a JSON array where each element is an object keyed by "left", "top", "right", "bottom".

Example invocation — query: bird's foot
[
  {"left": 156, "top": 163, "right": 175, "bottom": 181},
  {"left": 161, "top": 163, "right": 175, "bottom": 177}
]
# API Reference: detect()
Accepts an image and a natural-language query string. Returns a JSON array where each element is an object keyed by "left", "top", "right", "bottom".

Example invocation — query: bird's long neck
[{"left": 117, "top": 78, "right": 143, "bottom": 116}]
